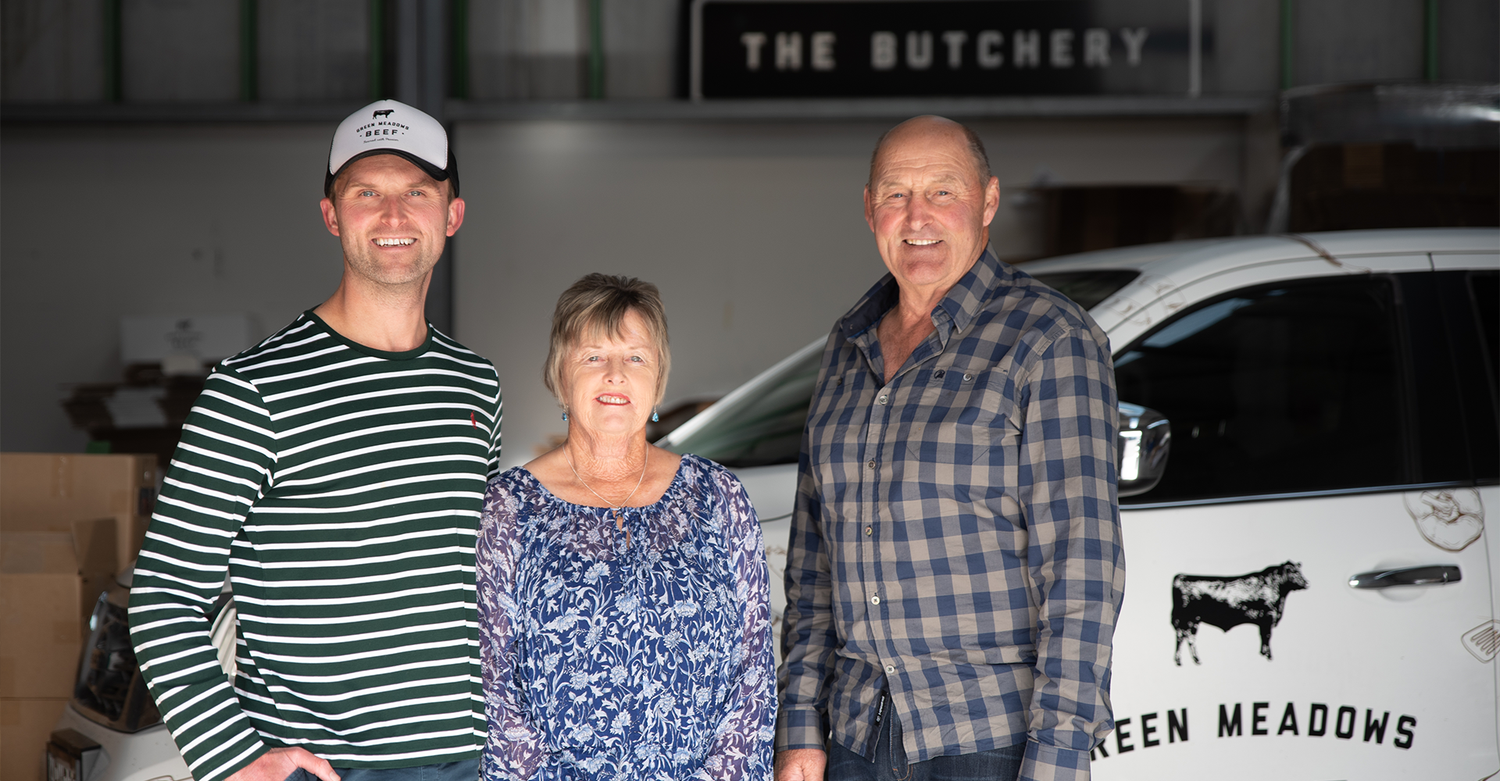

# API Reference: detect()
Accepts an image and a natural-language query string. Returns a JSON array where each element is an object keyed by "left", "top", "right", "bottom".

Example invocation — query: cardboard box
[
  {"left": 0, "top": 521, "right": 117, "bottom": 700},
  {"left": 0, "top": 698, "right": 69, "bottom": 781},
  {"left": 0, "top": 453, "right": 157, "bottom": 572}
]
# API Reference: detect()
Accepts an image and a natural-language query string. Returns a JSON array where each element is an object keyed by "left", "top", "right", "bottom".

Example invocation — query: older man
[
  {"left": 775, "top": 116, "right": 1124, "bottom": 781},
  {"left": 129, "top": 100, "right": 501, "bottom": 781}
]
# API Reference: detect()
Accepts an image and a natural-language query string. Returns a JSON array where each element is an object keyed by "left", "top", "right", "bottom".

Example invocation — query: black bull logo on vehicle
[{"left": 1172, "top": 562, "right": 1309, "bottom": 665}]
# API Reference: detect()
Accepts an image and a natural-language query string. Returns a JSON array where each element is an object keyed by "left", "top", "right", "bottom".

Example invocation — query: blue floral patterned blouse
[{"left": 477, "top": 454, "right": 776, "bottom": 781}]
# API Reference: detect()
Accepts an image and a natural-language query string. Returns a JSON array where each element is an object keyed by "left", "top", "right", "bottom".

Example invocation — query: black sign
[{"left": 691, "top": 0, "right": 1206, "bottom": 99}]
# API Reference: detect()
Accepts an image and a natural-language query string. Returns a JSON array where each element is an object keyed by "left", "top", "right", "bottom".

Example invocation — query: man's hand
[
  {"left": 226, "top": 747, "right": 340, "bottom": 781},
  {"left": 774, "top": 748, "right": 827, "bottom": 781}
]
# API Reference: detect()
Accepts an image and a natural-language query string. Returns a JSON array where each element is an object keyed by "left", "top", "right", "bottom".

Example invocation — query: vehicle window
[
  {"left": 1031, "top": 270, "right": 1140, "bottom": 311},
  {"left": 1469, "top": 270, "right": 1498, "bottom": 406},
  {"left": 1465, "top": 270, "right": 1500, "bottom": 482},
  {"left": 1117, "top": 276, "right": 1407, "bottom": 504},
  {"left": 661, "top": 346, "right": 823, "bottom": 468}
]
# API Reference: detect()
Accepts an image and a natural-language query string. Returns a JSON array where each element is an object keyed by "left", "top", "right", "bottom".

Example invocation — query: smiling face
[
  {"left": 561, "top": 308, "right": 661, "bottom": 439},
  {"left": 319, "top": 154, "right": 465, "bottom": 290},
  {"left": 864, "top": 118, "right": 1000, "bottom": 301}
]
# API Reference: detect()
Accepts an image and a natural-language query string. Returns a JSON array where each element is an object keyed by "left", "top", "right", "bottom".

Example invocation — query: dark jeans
[
  {"left": 285, "top": 758, "right": 478, "bottom": 781},
  {"left": 827, "top": 703, "right": 1024, "bottom": 781}
]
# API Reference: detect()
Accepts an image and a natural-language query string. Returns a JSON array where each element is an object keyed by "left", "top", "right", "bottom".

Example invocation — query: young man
[{"left": 129, "top": 100, "right": 501, "bottom": 781}]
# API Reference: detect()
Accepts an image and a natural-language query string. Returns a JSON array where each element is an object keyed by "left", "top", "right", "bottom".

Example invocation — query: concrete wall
[{"left": 0, "top": 116, "right": 1244, "bottom": 467}]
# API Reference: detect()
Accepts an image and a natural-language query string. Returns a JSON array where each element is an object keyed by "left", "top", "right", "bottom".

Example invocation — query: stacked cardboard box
[{"left": 0, "top": 454, "right": 158, "bottom": 781}]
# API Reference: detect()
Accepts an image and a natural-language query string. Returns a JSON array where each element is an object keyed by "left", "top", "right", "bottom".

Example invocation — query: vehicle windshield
[
  {"left": 660, "top": 346, "right": 823, "bottom": 468},
  {"left": 1030, "top": 270, "right": 1139, "bottom": 310},
  {"left": 663, "top": 269, "right": 1138, "bottom": 468}
]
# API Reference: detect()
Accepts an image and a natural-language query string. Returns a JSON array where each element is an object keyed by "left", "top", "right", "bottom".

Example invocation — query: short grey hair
[
  {"left": 868, "top": 116, "right": 991, "bottom": 188},
  {"left": 544, "top": 273, "right": 671, "bottom": 407}
]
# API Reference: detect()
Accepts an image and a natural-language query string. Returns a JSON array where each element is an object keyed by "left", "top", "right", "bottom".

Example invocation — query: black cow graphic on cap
[{"left": 325, "top": 99, "right": 457, "bottom": 198}]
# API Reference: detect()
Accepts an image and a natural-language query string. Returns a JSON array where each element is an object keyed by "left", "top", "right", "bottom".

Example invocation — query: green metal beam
[
  {"left": 104, "top": 0, "right": 122, "bottom": 102},
  {"left": 240, "top": 0, "right": 258, "bottom": 102},
  {"left": 451, "top": 0, "right": 469, "bottom": 100},
  {"left": 588, "top": 0, "right": 604, "bottom": 99},
  {"left": 1424, "top": 0, "right": 1439, "bottom": 81}
]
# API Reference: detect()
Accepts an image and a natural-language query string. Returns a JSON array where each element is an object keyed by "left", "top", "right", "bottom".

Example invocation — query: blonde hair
[{"left": 544, "top": 273, "right": 671, "bottom": 407}]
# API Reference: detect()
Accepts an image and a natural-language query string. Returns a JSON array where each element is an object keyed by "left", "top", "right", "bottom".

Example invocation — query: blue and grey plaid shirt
[{"left": 776, "top": 250, "right": 1125, "bottom": 781}]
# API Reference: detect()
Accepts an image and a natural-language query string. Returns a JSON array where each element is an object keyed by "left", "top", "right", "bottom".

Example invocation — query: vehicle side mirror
[{"left": 1117, "top": 402, "right": 1170, "bottom": 497}]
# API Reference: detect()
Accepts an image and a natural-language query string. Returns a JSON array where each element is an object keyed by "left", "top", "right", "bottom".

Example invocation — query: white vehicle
[{"left": 659, "top": 228, "right": 1500, "bottom": 779}]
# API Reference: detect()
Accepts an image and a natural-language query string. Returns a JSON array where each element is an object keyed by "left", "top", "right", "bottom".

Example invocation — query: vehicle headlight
[{"left": 72, "top": 584, "right": 162, "bottom": 732}]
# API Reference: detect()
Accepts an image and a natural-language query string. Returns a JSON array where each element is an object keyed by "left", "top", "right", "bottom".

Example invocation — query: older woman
[{"left": 477, "top": 274, "right": 775, "bottom": 780}]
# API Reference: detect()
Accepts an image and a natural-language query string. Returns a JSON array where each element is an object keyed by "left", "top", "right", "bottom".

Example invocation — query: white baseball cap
[{"left": 325, "top": 99, "right": 458, "bottom": 196}]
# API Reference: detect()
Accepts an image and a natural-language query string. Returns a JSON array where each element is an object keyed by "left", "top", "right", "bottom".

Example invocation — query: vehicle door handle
[{"left": 1348, "top": 565, "right": 1461, "bottom": 589}]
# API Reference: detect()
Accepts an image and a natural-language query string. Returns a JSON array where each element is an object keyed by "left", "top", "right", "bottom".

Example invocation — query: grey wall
[
  {"left": 1289, "top": 0, "right": 1498, "bottom": 86},
  {"left": 1209, "top": 0, "right": 1282, "bottom": 93},
  {"left": 1, "top": 0, "right": 107, "bottom": 102},
  {"left": 0, "top": 116, "right": 1244, "bottom": 466},
  {"left": 465, "top": 0, "right": 680, "bottom": 100},
  {"left": 122, "top": 0, "right": 239, "bottom": 102},
  {"left": 601, "top": 0, "right": 679, "bottom": 98},
  {"left": 0, "top": 124, "right": 342, "bottom": 454},
  {"left": 1436, "top": 0, "right": 1500, "bottom": 83},
  {"left": 469, "top": 0, "right": 589, "bottom": 99},
  {"left": 1, "top": 0, "right": 374, "bottom": 104},
  {"left": 258, "top": 0, "right": 369, "bottom": 103},
  {"left": 1292, "top": 0, "right": 1426, "bottom": 86}
]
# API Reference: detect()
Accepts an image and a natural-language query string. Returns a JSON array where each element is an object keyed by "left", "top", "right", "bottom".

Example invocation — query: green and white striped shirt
[{"left": 129, "top": 312, "right": 501, "bottom": 781}]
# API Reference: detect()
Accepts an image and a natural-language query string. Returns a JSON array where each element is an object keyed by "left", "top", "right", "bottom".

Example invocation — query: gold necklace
[{"left": 564, "top": 447, "right": 649, "bottom": 529}]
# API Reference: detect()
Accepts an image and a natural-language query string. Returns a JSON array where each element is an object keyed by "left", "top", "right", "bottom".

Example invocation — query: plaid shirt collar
[{"left": 838, "top": 249, "right": 1006, "bottom": 362}]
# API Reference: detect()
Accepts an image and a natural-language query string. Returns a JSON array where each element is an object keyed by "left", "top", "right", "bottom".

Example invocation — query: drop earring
[
  {"left": 562, "top": 409, "right": 568, "bottom": 422},
  {"left": 651, "top": 408, "right": 659, "bottom": 423}
]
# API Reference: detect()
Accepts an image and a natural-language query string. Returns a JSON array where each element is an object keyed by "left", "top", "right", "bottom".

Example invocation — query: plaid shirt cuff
[
  {"left": 774, "top": 705, "right": 827, "bottom": 752},
  {"left": 1021, "top": 740, "right": 1091, "bottom": 781}
]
